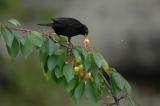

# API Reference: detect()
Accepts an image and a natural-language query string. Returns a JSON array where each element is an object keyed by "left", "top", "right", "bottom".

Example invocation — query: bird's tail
[{"left": 37, "top": 23, "right": 53, "bottom": 26}]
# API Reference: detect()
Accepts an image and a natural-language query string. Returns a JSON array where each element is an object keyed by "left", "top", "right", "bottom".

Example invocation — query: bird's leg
[
  {"left": 68, "top": 37, "right": 73, "bottom": 49},
  {"left": 67, "top": 37, "right": 73, "bottom": 62}
]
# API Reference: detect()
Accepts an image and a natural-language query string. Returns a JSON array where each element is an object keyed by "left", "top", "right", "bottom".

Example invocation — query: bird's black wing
[
  {"left": 52, "top": 18, "right": 84, "bottom": 36},
  {"left": 52, "top": 17, "right": 83, "bottom": 28}
]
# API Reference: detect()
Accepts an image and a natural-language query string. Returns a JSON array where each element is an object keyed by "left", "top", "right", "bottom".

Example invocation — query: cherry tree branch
[
  {"left": 9, "top": 27, "right": 68, "bottom": 48},
  {"left": 0, "top": 23, "right": 127, "bottom": 106},
  {"left": 99, "top": 70, "right": 120, "bottom": 106},
  {"left": 103, "top": 95, "right": 127, "bottom": 106}
]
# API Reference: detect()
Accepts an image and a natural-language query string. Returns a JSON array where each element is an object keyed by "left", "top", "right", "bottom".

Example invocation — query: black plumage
[{"left": 38, "top": 17, "right": 88, "bottom": 43}]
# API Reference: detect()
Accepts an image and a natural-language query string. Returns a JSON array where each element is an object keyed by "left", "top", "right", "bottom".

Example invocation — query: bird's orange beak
[{"left": 84, "top": 35, "right": 90, "bottom": 48}]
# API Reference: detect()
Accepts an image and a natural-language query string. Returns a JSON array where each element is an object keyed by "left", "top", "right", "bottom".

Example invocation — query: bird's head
[{"left": 81, "top": 25, "right": 90, "bottom": 47}]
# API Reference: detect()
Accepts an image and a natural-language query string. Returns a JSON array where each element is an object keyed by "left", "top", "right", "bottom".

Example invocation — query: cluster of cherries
[{"left": 67, "top": 56, "right": 93, "bottom": 81}]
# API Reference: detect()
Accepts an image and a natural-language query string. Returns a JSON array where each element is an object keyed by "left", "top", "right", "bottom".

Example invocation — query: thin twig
[
  {"left": 103, "top": 95, "right": 127, "bottom": 106},
  {"left": 99, "top": 70, "right": 120, "bottom": 106},
  {"left": 10, "top": 27, "right": 32, "bottom": 32},
  {"left": 9, "top": 27, "right": 68, "bottom": 48}
]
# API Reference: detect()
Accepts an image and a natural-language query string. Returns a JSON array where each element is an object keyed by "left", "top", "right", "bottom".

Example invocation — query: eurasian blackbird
[{"left": 38, "top": 17, "right": 89, "bottom": 45}]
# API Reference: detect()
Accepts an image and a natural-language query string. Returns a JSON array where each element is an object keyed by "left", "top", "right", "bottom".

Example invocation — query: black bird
[{"left": 38, "top": 17, "right": 89, "bottom": 46}]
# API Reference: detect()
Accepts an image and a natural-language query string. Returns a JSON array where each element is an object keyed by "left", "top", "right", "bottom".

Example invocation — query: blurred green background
[{"left": 1, "top": 0, "right": 160, "bottom": 106}]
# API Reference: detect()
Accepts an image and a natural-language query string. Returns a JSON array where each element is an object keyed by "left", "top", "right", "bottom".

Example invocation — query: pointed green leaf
[
  {"left": 13, "top": 31, "right": 25, "bottom": 45},
  {"left": 55, "top": 48, "right": 66, "bottom": 55},
  {"left": 72, "top": 49, "right": 80, "bottom": 58},
  {"left": 21, "top": 36, "right": 33, "bottom": 59},
  {"left": 56, "top": 50, "right": 67, "bottom": 68},
  {"left": 111, "top": 69, "right": 125, "bottom": 90},
  {"left": 76, "top": 47, "right": 88, "bottom": 59},
  {"left": 91, "top": 61, "right": 99, "bottom": 77},
  {"left": 47, "top": 55, "right": 57, "bottom": 71},
  {"left": 102, "top": 59, "right": 109, "bottom": 71},
  {"left": 43, "top": 69, "right": 52, "bottom": 80},
  {"left": 74, "top": 81, "right": 85, "bottom": 103},
  {"left": 59, "top": 35, "right": 67, "bottom": 45},
  {"left": 83, "top": 55, "right": 91, "bottom": 71},
  {"left": 92, "top": 52, "right": 103, "bottom": 68},
  {"left": 48, "top": 38, "right": 59, "bottom": 56},
  {"left": 39, "top": 41, "right": 48, "bottom": 68},
  {"left": 28, "top": 31, "right": 44, "bottom": 48},
  {"left": 124, "top": 79, "right": 132, "bottom": 96},
  {"left": 63, "top": 64, "right": 74, "bottom": 83},
  {"left": 55, "top": 66, "right": 63, "bottom": 79},
  {"left": 0, "top": 28, "right": 2, "bottom": 36},
  {"left": 85, "top": 80, "right": 97, "bottom": 102},
  {"left": 8, "top": 19, "right": 21, "bottom": 26},
  {"left": 65, "top": 78, "right": 77, "bottom": 92},
  {"left": 6, "top": 38, "right": 20, "bottom": 59},
  {"left": 110, "top": 77, "right": 121, "bottom": 96},
  {"left": 1, "top": 28, "right": 14, "bottom": 48}
]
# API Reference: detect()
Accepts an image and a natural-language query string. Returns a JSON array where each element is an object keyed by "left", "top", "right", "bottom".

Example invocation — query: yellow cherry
[
  {"left": 79, "top": 70, "right": 85, "bottom": 77},
  {"left": 74, "top": 66, "right": 79, "bottom": 73},
  {"left": 75, "top": 56, "right": 82, "bottom": 64},
  {"left": 79, "top": 64, "right": 83, "bottom": 70}
]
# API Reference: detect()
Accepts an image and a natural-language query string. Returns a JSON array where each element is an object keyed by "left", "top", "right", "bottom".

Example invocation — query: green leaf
[
  {"left": 51, "top": 69, "right": 58, "bottom": 82},
  {"left": 74, "top": 81, "right": 85, "bottom": 103},
  {"left": 85, "top": 80, "right": 97, "bottom": 102},
  {"left": 59, "top": 35, "right": 67, "bottom": 45},
  {"left": 13, "top": 31, "right": 25, "bottom": 45},
  {"left": 54, "top": 66, "right": 63, "bottom": 79},
  {"left": 72, "top": 49, "right": 80, "bottom": 58},
  {"left": 1, "top": 27, "right": 14, "bottom": 48},
  {"left": 43, "top": 69, "right": 52, "bottom": 80},
  {"left": 41, "top": 39, "right": 49, "bottom": 54},
  {"left": 110, "top": 77, "right": 121, "bottom": 96},
  {"left": 76, "top": 47, "right": 88, "bottom": 59},
  {"left": 47, "top": 55, "right": 57, "bottom": 71},
  {"left": 63, "top": 64, "right": 75, "bottom": 83},
  {"left": 0, "top": 28, "right": 2, "bottom": 36},
  {"left": 83, "top": 55, "right": 91, "bottom": 71},
  {"left": 101, "top": 59, "right": 110, "bottom": 74},
  {"left": 56, "top": 50, "right": 67, "bottom": 68},
  {"left": 21, "top": 36, "right": 33, "bottom": 59},
  {"left": 75, "top": 47, "right": 90, "bottom": 71},
  {"left": 55, "top": 48, "right": 66, "bottom": 55},
  {"left": 39, "top": 41, "right": 48, "bottom": 68},
  {"left": 91, "top": 61, "right": 99, "bottom": 77},
  {"left": 124, "top": 79, "right": 132, "bottom": 96},
  {"left": 111, "top": 69, "right": 125, "bottom": 90},
  {"left": 8, "top": 19, "right": 21, "bottom": 26},
  {"left": 48, "top": 38, "right": 59, "bottom": 56},
  {"left": 28, "top": 31, "right": 44, "bottom": 48},
  {"left": 65, "top": 78, "right": 77, "bottom": 92},
  {"left": 92, "top": 52, "right": 103, "bottom": 68},
  {"left": 7, "top": 38, "right": 20, "bottom": 59},
  {"left": 92, "top": 70, "right": 100, "bottom": 86}
]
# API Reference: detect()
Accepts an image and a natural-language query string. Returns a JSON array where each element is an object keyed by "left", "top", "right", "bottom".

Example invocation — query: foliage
[{"left": 0, "top": 19, "right": 139, "bottom": 106}]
